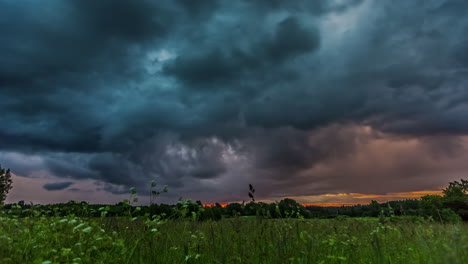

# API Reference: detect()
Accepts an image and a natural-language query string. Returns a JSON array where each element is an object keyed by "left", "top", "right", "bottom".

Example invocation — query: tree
[
  {"left": 0, "top": 165, "right": 13, "bottom": 204},
  {"left": 420, "top": 195, "right": 444, "bottom": 221},
  {"left": 277, "top": 198, "right": 302, "bottom": 218},
  {"left": 443, "top": 179, "right": 468, "bottom": 198},
  {"left": 442, "top": 179, "right": 468, "bottom": 221},
  {"left": 368, "top": 200, "right": 381, "bottom": 217},
  {"left": 225, "top": 203, "right": 243, "bottom": 216}
]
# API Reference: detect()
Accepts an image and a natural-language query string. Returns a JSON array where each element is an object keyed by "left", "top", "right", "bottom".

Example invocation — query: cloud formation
[
  {"left": 1, "top": 0, "right": 468, "bottom": 203},
  {"left": 43, "top": 182, "right": 74, "bottom": 191}
]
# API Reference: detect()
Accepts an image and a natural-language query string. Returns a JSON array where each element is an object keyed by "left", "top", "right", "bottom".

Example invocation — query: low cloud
[{"left": 43, "top": 182, "right": 74, "bottom": 191}]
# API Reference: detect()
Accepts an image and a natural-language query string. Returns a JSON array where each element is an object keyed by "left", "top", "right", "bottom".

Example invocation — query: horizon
[
  {"left": 5, "top": 172, "right": 445, "bottom": 206},
  {"left": 2, "top": 0, "right": 468, "bottom": 206}
]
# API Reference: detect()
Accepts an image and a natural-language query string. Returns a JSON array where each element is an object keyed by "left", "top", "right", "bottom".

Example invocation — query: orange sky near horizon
[
  {"left": 203, "top": 189, "right": 444, "bottom": 207},
  {"left": 298, "top": 189, "right": 443, "bottom": 207}
]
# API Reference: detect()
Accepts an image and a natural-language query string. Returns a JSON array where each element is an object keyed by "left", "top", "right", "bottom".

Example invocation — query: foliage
[
  {"left": 0, "top": 179, "right": 468, "bottom": 263},
  {"left": 248, "top": 184, "right": 255, "bottom": 202},
  {"left": 2, "top": 179, "right": 468, "bottom": 222},
  {"left": 1, "top": 212, "right": 467, "bottom": 263},
  {"left": 443, "top": 179, "right": 468, "bottom": 197},
  {"left": 331, "top": 179, "right": 468, "bottom": 222},
  {"left": 442, "top": 179, "right": 468, "bottom": 221},
  {"left": 0, "top": 165, "right": 13, "bottom": 204}
]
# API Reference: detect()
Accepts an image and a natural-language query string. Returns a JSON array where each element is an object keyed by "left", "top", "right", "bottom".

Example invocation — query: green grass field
[{"left": 1, "top": 214, "right": 467, "bottom": 264}]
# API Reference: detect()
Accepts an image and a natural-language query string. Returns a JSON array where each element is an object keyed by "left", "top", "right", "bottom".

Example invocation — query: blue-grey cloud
[{"left": 43, "top": 182, "right": 74, "bottom": 191}]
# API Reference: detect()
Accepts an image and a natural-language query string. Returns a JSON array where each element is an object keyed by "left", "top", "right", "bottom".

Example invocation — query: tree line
[{"left": 1, "top": 165, "right": 467, "bottom": 222}]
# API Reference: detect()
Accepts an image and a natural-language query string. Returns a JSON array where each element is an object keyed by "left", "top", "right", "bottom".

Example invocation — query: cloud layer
[
  {"left": 1, "top": 0, "right": 468, "bottom": 203},
  {"left": 43, "top": 182, "right": 74, "bottom": 191}
]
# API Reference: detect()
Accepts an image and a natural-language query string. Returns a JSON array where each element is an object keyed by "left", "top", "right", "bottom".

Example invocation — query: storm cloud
[
  {"left": 43, "top": 182, "right": 74, "bottom": 191},
  {"left": 1, "top": 0, "right": 468, "bottom": 203}
]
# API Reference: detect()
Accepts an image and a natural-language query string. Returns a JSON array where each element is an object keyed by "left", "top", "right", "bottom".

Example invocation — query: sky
[{"left": 1, "top": 0, "right": 468, "bottom": 205}]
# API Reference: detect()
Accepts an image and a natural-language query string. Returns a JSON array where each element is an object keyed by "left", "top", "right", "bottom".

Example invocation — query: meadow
[
  {"left": 0, "top": 210, "right": 467, "bottom": 264},
  {"left": 1, "top": 180, "right": 467, "bottom": 263}
]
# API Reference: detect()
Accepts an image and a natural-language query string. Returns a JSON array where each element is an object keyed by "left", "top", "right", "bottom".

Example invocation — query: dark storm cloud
[
  {"left": 2, "top": 0, "right": 468, "bottom": 201},
  {"left": 164, "top": 16, "right": 320, "bottom": 87},
  {"left": 0, "top": 0, "right": 172, "bottom": 152},
  {"left": 41, "top": 135, "right": 235, "bottom": 191},
  {"left": 43, "top": 182, "right": 74, "bottom": 191},
  {"left": 249, "top": 0, "right": 364, "bottom": 14}
]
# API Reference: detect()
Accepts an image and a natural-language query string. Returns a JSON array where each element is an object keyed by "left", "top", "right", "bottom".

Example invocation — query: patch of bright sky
[
  {"left": 318, "top": 0, "right": 372, "bottom": 74},
  {"left": 145, "top": 49, "right": 176, "bottom": 74}
]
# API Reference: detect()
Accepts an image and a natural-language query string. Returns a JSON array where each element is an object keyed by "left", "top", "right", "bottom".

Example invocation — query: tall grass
[{"left": 0, "top": 213, "right": 467, "bottom": 264}]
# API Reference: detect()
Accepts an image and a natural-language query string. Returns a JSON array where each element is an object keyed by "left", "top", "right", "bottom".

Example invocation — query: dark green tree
[
  {"left": 0, "top": 165, "right": 13, "bottom": 204},
  {"left": 368, "top": 200, "right": 381, "bottom": 217},
  {"left": 442, "top": 179, "right": 468, "bottom": 221},
  {"left": 443, "top": 179, "right": 468, "bottom": 198},
  {"left": 278, "top": 198, "right": 303, "bottom": 218},
  {"left": 420, "top": 194, "right": 444, "bottom": 220},
  {"left": 225, "top": 203, "right": 243, "bottom": 216}
]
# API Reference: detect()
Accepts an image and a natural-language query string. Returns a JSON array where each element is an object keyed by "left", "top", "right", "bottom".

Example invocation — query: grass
[{"left": 0, "top": 213, "right": 467, "bottom": 264}]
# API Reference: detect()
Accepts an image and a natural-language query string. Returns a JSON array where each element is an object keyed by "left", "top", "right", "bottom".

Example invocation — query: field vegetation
[
  {"left": 1, "top": 209, "right": 467, "bottom": 264},
  {"left": 1, "top": 167, "right": 467, "bottom": 263}
]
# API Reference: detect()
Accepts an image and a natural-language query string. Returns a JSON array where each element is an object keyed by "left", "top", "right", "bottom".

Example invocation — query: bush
[
  {"left": 388, "top": 216, "right": 426, "bottom": 224},
  {"left": 440, "top": 208, "right": 462, "bottom": 223}
]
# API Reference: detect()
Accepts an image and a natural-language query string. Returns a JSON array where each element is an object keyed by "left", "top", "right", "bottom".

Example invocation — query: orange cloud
[{"left": 289, "top": 189, "right": 444, "bottom": 207}]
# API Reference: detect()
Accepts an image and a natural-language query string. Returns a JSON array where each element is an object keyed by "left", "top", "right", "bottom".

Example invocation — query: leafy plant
[{"left": 248, "top": 184, "right": 255, "bottom": 202}]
